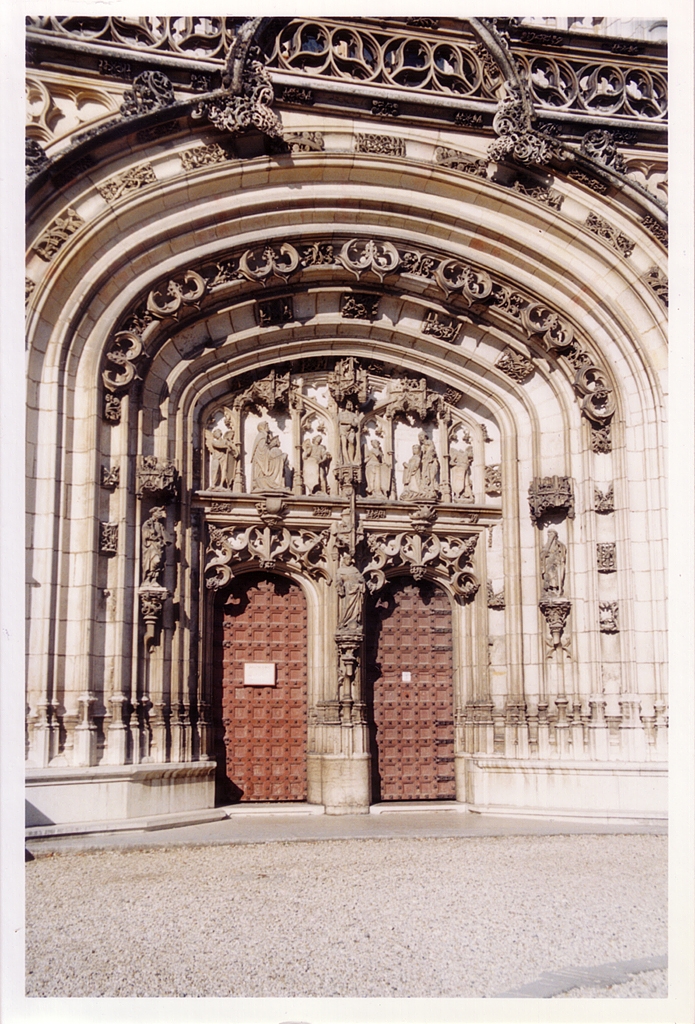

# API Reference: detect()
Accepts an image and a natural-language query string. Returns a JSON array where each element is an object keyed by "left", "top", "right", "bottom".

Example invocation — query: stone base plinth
[
  {"left": 26, "top": 762, "right": 216, "bottom": 829},
  {"left": 464, "top": 757, "right": 667, "bottom": 822},
  {"left": 314, "top": 753, "right": 371, "bottom": 814}
]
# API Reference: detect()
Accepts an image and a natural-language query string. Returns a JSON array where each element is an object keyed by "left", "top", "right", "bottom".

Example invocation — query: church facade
[{"left": 25, "top": 17, "right": 668, "bottom": 832}]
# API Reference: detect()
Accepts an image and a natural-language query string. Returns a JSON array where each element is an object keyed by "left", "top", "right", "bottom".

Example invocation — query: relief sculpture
[{"left": 251, "top": 422, "right": 289, "bottom": 492}]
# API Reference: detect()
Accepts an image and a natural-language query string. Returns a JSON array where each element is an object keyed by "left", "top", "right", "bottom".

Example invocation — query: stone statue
[
  {"left": 251, "top": 421, "right": 288, "bottom": 492},
  {"left": 205, "top": 425, "right": 240, "bottom": 489},
  {"left": 141, "top": 506, "right": 168, "bottom": 584},
  {"left": 450, "top": 444, "right": 474, "bottom": 501},
  {"left": 364, "top": 438, "right": 390, "bottom": 498},
  {"left": 302, "top": 434, "right": 330, "bottom": 494},
  {"left": 336, "top": 552, "right": 366, "bottom": 631},
  {"left": 418, "top": 431, "right": 440, "bottom": 498},
  {"left": 401, "top": 444, "right": 422, "bottom": 499},
  {"left": 338, "top": 400, "right": 360, "bottom": 465},
  {"left": 541, "top": 529, "right": 566, "bottom": 596}
]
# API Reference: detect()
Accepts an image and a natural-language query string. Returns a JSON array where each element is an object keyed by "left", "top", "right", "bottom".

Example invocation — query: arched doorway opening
[
  {"left": 212, "top": 571, "right": 308, "bottom": 804},
  {"left": 366, "top": 577, "right": 455, "bottom": 802}
]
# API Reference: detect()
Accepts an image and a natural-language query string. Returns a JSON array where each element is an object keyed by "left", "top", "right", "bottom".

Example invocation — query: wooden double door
[{"left": 213, "top": 572, "right": 456, "bottom": 805}]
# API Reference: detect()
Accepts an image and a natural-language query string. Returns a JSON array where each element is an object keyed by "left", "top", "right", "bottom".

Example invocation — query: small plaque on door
[
  {"left": 244, "top": 662, "right": 276, "bottom": 686},
  {"left": 401, "top": 671, "right": 412, "bottom": 682}
]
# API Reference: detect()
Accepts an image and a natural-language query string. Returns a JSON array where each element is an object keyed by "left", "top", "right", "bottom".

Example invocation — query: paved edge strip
[{"left": 495, "top": 954, "right": 668, "bottom": 998}]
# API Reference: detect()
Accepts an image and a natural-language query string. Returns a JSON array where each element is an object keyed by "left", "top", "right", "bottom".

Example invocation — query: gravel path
[
  {"left": 26, "top": 834, "right": 666, "bottom": 998},
  {"left": 557, "top": 968, "right": 668, "bottom": 998}
]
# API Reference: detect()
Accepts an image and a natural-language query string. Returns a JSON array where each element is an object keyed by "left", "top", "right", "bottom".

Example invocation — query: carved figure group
[
  {"left": 251, "top": 422, "right": 289, "bottom": 492},
  {"left": 401, "top": 431, "right": 440, "bottom": 500},
  {"left": 206, "top": 425, "right": 240, "bottom": 490}
]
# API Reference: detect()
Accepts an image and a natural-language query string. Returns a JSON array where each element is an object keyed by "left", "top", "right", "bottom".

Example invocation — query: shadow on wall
[{"left": 25, "top": 800, "right": 55, "bottom": 828}]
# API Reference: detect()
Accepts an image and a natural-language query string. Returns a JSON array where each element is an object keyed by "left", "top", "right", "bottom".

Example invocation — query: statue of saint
[
  {"left": 364, "top": 439, "right": 390, "bottom": 498},
  {"left": 418, "top": 431, "right": 440, "bottom": 497},
  {"left": 338, "top": 400, "right": 360, "bottom": 465},
  {"left": 205, "top": 425, "right": 240, "bottom": 489},
  {"left": 141, "top": 506, "right": 168, "bottom": 585},
  {"left": 450, "top": 444, "right": 474, "bottom": 501},
  {"left": 302, "top": 434, "right": 330, "bottom": 494},
  {"left": 401, "top": 444, "right": 422, "bottom": 499},
  {"left": 541, "top": 529, "right": 567, "bottom": 596},
  {"left": 251, "top": 421, "right": 288, "bottom": 492},
  {"left": 336, "top": 553, "right": 366, "bottom": 631}
]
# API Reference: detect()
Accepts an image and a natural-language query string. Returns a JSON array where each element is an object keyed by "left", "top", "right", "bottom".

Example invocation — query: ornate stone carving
[
  {"left": 512, "top": 181, "right": 564, "bottom": 209},
  {"left": 136, "top": 121, "right": 180, "bottom": 144},
  {"left": 120, "top": 70, "right": 175, "bottom": 117},
  {"left": 139, "top": 586, "right": 167, "bottom": 651},
  {"left": 250, "top": 422, "right": 290, "bottom": 492},
  {"left": 567, "top": 169, "right": 609, "bottom": 194},
  {"left": 141, "top": 507, "right": 168, "bottom": 585},
  {"left": 340, "top": 294, "right": 380, "bottom": 320},
  {"left": 283, "top": 132, "right": 324, "bottom": 153},
  {"left": 484, "top": 465, "right": 502, "bottom": 497},
  {"left": 312, "top": 506, "right": 332, "bottom": 518},
  {"left": 337, "top": 239, "right": 400, "bottom": 282},
  {"left": 102, "top": 331, "right": 143, "bottom": 396},
  {"left": 585, "top": 212, "right": 635, "bottom": 258},
  {"left": 539, "top": 598, "right": 571, "bottom": 656},
  {"left": 599, "top": 601, "right": 619, "bottom": 633},
  {"left": 147, "top": 270, "right": 207, "bottom": 319},
  {"left": 327, "top": 357, "right": 368, "bottom": 407},
  {"left": 254, "top": 497, "right": 288, "bottom": 528},
  {"left": 591, "top": 422, "right": 613, "bottom": 454},
  {"left": 443, "top": 387, "right": 463, "bottom": 407},
  {"left": 422, "top": 310, "right": 462, "bottom": 343},
  {"left": 281, "top": 86, "right": 314, "bottom": 105},
  {"left": 235, "top": 370, "right": 291, "bottom": 413},
  {"left": 257, "top": 296, "right": 293, "bottom": 327},
  {"left": 180, "top": 143, "right": 231, "bottom": 171},
  {"left": 364, "top": 439, "right": 391, "bottom": 499},
  {"left": 26, "top": 139, "right": 49, "bottom": 181},
  {"left": 580, "top": 129, "right": 625, "bottom": 172},
  {"left": 99, "top": 522, "right": 118, "bottom": 555},
  {"left": 496, "top": 347, "right": 533, "bottom": 382},
  {"left": 33, "top": 208, "right": 84, "bottom": 261},
  {"left": 409, "top": 504, "right": 438, "bottom": 534},
  {"left": 25, "top": 278, "right": 36, "bottom": 305},
  {"left": 302, "top": 435, "right": 331, "bottom": 494},
  {"left": 434, "top": 259, "right": 493, "bottom": 303},
  {"left": 488, "top": 82, "right": 556, "bottom": 166},
  {"left": 540, "top": 529, "right": 566, "bottom": 596},
  {"left": 454, "top": 112, "right": 484, "bottom": 128},
  {"left": 336, "top": 401, "right": 361, "bottom": 469},
  {"left": 104, "top": 393, "right": 122, "bottom": 424},
  {"left": 597, "top": 542, "right": 617, "bottom": 572},
  {"left": 365, "top": 532, "right": 479, "bottom": 600},
  {"left": 193, "top": 46, "right": 282, "bottom": 139},
  {"left": 528, "top": 476, "right": 574, "bottom": 523},
  {"left": 642, "top": 266, "right": 668, "bottom": 307},
  {"left": 641, "top": 214, "right": 667, "bottom": 246},
  {"left": 137, "top": 456, "right": 178, "bottom": 501},
  {"left": 300, "top": 242, "right": 336, "bottom": 267},
  {"left": 355, "top": 134, "right": 406, "bottom": 157},
  {"left": 238, "top": 243, "right": 300, "bottom": 286},
  {"left": 101, "top": 464, "right": 120, "bottom": 489},
  {"left": 595, "top": 485, "right": 614, "bottom": 513},
  {"left": 205, "top": 524, "right": 330, "bottom": 589},
  {"left": 96, "top": 163, "right": 156, "bottom": 203},
  {"left": 487, "top": 581, "right": 505, "bottom": 610},
  {"left": 387, "top": 377, "right": 442, "bottom": 421},
  {"left": 434, "top": 147, "right": 488, "bottom": 177},
  {"left": 372, "top": 99, "right": 399, "bottom": 118}
]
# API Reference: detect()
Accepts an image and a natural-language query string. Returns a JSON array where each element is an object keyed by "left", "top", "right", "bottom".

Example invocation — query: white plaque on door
[
  {"left": 244, "top": 662, "right": 276, "bottom": 686},
  {"left": 401, "top": 671, "right": 412, "bottom": 682}
]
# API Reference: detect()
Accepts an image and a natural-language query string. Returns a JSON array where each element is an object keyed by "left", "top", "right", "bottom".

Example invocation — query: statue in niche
[
  {"left": 450, "top": 443, "right": 474, "bottom": 501},
  {"left": 401, "top": 444, "right": 422, "bottom": 499},
  {"left": 251, "top": 421, "right": 288, "bottom": 492},
  {"left": 364, "top": 438, "right": 390, "bottom": 498},
  {"left": 540, "top": 529, "right": 567, "bottom": 596},
  {"left": 336, "top": 552, "right": 366, "bottom": 631},
  {"left": 338, "top": 400, "right": 361, "bottom": 465},
  {"left": 302, "top": 434, "right": 330, "bottom": 494},
  {"left": 141, "top": 506, "right": 168, "bottom": 585},
  {"left": 418, "top": 431, "right": 440, "bottom": 498},
  {"left": 205, "top": 422, "right": 240, "bottom": 489}
]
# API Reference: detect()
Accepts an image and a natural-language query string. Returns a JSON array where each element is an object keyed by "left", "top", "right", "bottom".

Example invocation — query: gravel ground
[
  {"left": 26, "top": 833, "right": 666, "bottom": 998},
  {"left": 557, "top": 968, "right": 668, "bottom": 998}
]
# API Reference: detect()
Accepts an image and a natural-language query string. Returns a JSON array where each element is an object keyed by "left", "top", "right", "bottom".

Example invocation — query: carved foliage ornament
[
  {"left": 193, "top": 46, "right": 282, "bottom": 139},
  {"left": 488, "top": 82, "right": 557, "bottom": 166},
  {"left": 96, "top": 163, "right": 156, "bottom": 203},
  {"left": 365, "top": 532, "right": 479, "bottom": 601},
  {"left": 528, "top": 476, "right": 575, "bottom": 524},
  {"left": 585, "top": 212, "right": 635, "bottom": 258},
  {"left": 33, "top": 208, "right": 84, "bottom": 261},
  {"left": 120, "top": 70, "right": 175, "bottom": 118},
  {"left": 205, "top": 524, "right": 330, "bottom": 589}
]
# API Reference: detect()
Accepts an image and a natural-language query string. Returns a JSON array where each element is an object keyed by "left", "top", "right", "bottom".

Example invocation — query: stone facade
[{"left": 25, "top": 17, "right": 667, "bottom": 830}]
